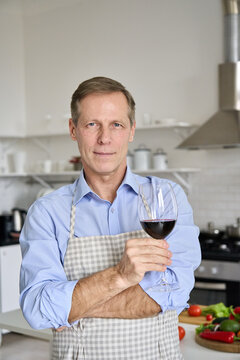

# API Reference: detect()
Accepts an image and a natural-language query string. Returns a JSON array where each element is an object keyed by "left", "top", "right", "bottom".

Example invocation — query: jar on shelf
[
  {"left": 153, "top": 148, "right": 168, "bottom": 170},
  {"left": 69, "top": 156, "right": 82, "bottom": 171},
  {"left": 133, "top": 144, "right": 151, "bottom": 170}
]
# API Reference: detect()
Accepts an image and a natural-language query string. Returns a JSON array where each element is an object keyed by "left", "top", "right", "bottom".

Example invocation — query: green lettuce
[
  {"left": 195, "top": 323, "right": 215, "bottom": 335},
  {"left": 201, "top": 302, "right": 231, "bottom": 318}
]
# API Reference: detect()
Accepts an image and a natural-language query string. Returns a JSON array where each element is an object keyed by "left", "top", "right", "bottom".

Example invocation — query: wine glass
[{"left": 138, "top": 181, "right": 178, "bottom": 292}]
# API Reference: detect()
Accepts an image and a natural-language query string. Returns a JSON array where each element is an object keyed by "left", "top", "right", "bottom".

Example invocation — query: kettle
[
  {"left": 0, "top": 214, "right": 13, "bottom": 243},
  {"left": 11, "top": 208, "right": 27, "bottom": 233}
]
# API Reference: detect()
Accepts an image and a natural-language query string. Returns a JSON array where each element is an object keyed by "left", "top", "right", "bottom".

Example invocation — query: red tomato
[
  {"left": 178, "top": 326, "right": 185, "bottom": 341},
  {"left": 188, "top": 305, "right": 202, "bottom": 317},
  {"left": 229, "top": 314, "right": 235, "bottom": 320},
  {"left": 234, "top": 307, "right": 240, "bottom": 314},
  {"left": 206, "top": 314, "right": 213, "bottom": 321}
]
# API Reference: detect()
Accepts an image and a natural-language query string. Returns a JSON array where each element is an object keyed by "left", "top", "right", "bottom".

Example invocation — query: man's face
[{"left": 69, "top": 92, "right": 135, "bottom": 178}]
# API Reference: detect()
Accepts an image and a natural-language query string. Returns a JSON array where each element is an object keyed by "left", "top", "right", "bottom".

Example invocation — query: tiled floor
[{"left": 0, "top": 332, "right": 50, "bottom": 360}]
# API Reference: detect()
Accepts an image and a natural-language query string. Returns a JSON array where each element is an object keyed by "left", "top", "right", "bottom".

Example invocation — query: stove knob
[
  {"left": 198, "top": 265, "right": 205, "bottom": 273},
  {"left": 211, "top": 267, "right": 218, "bottom": 275}
]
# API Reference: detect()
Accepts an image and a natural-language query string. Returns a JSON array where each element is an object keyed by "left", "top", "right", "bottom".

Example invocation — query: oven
[{"left": 189, "top": 229, "right": 240, "bottom": 306}]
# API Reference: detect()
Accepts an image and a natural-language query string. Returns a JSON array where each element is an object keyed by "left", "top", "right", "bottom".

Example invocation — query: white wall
[
  {"left": 1, "top": 0, "right": 240, "bottom": 231},
  {"left": 23, "top": 0, "right": 222, "bottom": 132},
  {"left": 0, "top": 0, "right": 26, "bottom": 136}
]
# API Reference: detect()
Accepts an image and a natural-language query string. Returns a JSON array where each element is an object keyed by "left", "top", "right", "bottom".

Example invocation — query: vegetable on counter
[
  {"left": 195, "top": 306, "right": 240, "bottom": 345},
  {"left": 233, "top": 307, "right": 240, "bottom": 314},
  {"left": 178, "top": 326, "right": 185, "bottom": 341},
  {"left": 220, "top": 319, "right": 240, "bottom": 333},
  {"left": 195, "top": 323, "right": 216, "bottom": 335},
  {"left": 199, "top": 331, "right": 240, "bottom": 343},
  {"left": 230, "top": 306, "right": 240, "bottom": 322},
  {"left": 187, "top": 305, "right": 202, "bottom": 317},
  {"left": 201, "top": 302, "right": 231, "bottom": 318},
  {"left": 206, "top": 314, "right": 213, "bottom": 321},
  {"left": 212, "top": 317, "right": 229, "bottom": 324}
]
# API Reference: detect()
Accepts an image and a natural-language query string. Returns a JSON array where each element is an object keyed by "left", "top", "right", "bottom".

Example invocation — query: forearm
[
  {"left": 68, "top": 265, "right": 129, "bottom": 323},
  {"left": 84, "top": 284, "right": 161, "bottom": 319}
]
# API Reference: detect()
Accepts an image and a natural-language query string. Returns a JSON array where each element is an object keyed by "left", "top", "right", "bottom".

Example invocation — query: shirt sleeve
[
  {"left": 19, "top": 201, "right": 78, "bottom": 330},
  {"left": 139, "top": 182, "right": 201, "bottom": 315}
]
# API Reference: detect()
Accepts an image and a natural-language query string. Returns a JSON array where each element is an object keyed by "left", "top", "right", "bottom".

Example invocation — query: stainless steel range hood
[{"left": 177, "top": 0, "right": 240, "bottom": 150}]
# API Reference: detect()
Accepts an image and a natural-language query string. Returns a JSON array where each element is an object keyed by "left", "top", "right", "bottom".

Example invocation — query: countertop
[
  {"left": 179, "top": 323, "right": 240, "bottom": 360},
  {"left": 0, "top": 310, "right": 239, "bottom": 359}
]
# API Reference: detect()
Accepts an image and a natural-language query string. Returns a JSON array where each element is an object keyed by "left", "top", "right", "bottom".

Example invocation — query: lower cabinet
[{"left": 0, "top": 244, "right": 21, "bottom": 313}]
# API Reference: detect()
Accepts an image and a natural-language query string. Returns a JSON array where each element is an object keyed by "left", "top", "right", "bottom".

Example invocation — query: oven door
[
  {"left": 190, "top": 279, "right": 227, "bottom": 305},
  {"left": 190, "top": 278, "right": 240, "bottom": 306}
]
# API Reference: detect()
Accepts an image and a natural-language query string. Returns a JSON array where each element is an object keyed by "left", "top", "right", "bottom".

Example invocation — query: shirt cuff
[
  {"left": 139, "top": 270, "right": 187, "bottom": 315},
  {"left": 40, "top": 280, "right": 78, "bottom": 328}
]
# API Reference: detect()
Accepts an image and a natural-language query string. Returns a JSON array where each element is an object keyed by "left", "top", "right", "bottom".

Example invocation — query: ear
[
  {"left": 129, "top": 121, "right": 136, "bottom": 143},
  {"left": 69, "top": 118, "right": 77, "bottom": 141}
]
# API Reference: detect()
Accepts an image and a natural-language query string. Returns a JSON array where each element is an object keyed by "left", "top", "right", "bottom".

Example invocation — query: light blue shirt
[{"left": 19, "top": 167, "right": 201, "bottom": 330}]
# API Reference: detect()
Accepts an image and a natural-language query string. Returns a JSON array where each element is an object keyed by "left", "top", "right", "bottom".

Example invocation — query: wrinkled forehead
[{"left": 76, "top": 92, "right": 131, "bottom": 122}]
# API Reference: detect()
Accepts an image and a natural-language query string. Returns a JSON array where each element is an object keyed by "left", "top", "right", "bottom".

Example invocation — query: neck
[{"left": 83, "top": 167, "right": 127, "bottom": 203}]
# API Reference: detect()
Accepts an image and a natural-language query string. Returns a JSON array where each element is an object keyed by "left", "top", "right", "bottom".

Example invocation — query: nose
[{"left": 97, "top": 126, "right": 111, "bottom": 145}]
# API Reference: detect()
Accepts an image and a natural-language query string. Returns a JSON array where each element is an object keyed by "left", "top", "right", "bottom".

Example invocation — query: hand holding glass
[{"left": 138, "top": 182, "right": 178, "bottom": 291}]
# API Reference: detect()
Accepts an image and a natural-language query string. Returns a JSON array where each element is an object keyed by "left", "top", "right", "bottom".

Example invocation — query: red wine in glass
[
  {"left": 140, "top": 219, "right": 176, "bottom": 239},
  {"left": 138, "top": 181, "right": 178, "bottom": 292}
]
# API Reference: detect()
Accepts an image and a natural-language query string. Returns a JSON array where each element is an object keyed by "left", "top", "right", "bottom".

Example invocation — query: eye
[
  {"left": 113, "top": 122, "right": 122, "bottom": 128},
  {"left": 87, "top": 122, "right": 96, "bottom": 127}
]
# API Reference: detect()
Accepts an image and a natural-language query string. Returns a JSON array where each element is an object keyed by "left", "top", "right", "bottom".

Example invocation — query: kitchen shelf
[
  {"left": 0, "top": 168, "right": 200, "bottom": 190},
  {"left": 133, "top": 168, "right": 200, "bottom": 173},
  {"left": 133, "top": 168, "right": 200, "bottom": 190},
  {"left": 135, "top": 123, "right": 198, "bottom": 130},
  {"left": 0, "top": 124, "right": 199, "bottom": 191},
  {"left": 0, "top": 168, "right": 200, "bottom": 178}
]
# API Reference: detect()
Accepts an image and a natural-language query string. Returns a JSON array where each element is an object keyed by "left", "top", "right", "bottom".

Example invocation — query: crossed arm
[
  {"left": 84, "top": 284, "right": 161, "bottom": 319},
  {"left": 67, "top": 237, "right": 170, "bottom": 324}
]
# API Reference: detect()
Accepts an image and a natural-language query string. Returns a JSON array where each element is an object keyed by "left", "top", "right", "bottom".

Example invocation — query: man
[{"left": 20, "top": 76, "right": 201, "bottom": 359}]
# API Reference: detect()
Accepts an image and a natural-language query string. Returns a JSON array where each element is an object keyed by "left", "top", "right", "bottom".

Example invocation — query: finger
[
  {"left": 133, "top": 247, "right": 172, "bottom": 258},
  {"left": 133, "top": 254, "right": 172, "bottom": 266},
  {"left": 56, "top": 326, "right": 67, "bottom": 332},
  {"left": 127, "top": 238, "right": 169, "bottom": 249},
  {"left": 141, "top": 263, "right": 167, "bottom": 272}
]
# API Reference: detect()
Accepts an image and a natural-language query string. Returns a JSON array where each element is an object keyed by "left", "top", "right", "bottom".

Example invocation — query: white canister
[
  {"left": 12, "top": 152, "right": 26, "bottom": 173},
  {"left": 133, "top": 144, "right": 151, "bottom": 170},
  {"left": 153, "top": 148, "right": 168, "bottom": 170}
]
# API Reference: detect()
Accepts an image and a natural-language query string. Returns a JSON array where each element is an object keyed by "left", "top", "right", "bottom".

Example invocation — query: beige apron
[{"left": 51, "top": 198, "right": 183, "bottom": 360}]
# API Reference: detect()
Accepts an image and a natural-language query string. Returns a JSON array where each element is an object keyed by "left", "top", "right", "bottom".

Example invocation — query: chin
[{"left": 94, "top": 163, "right": 125, "bottom": 176}]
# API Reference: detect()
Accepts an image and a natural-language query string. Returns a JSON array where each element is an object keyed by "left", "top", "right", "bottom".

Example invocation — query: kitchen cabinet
[
  {"left": 0, "top": 244, "right": 22, "bottom": 343},
  {"left": 0, "top": 244, "right": 21, "bottom": 313}
]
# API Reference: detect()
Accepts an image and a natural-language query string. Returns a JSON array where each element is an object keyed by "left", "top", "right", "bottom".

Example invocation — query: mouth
[{"left": 93, "top": 151, "right": 116, "bottom": 156}]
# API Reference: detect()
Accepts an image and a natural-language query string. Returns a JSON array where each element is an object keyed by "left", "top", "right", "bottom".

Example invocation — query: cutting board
[
  {"left": 195, "top": 333, "right": 240, "bottom": 353},
  {"left": 178, "top": 305, "right": 210, "bottom": 325}
]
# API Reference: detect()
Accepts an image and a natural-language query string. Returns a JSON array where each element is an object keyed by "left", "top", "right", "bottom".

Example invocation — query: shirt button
[{"left": 111, "top": 208, "right": 115, "bottom": 213}]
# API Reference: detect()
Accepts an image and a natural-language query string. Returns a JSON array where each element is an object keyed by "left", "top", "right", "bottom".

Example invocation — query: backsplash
[
  {"left": 189, "top": 167, "right": 240, "bottom": 231},
  {"left": 1, "top": 166, "right": 240, "bottom": 234}
]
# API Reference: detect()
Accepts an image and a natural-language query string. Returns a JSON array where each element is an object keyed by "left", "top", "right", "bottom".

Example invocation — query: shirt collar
[
  {"left": 73, "top": 170, "right": 92, "bottom": 204},
  {"left": 119, "top": 166, "right": 139, "bottom": 194},
  {"left": 73, "top": 166, "right": 139, "bottom": 205}
]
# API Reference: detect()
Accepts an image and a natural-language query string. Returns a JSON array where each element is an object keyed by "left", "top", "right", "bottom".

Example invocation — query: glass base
[{"left": 147, "top": 275, "right": 180, "bottom": 293}]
